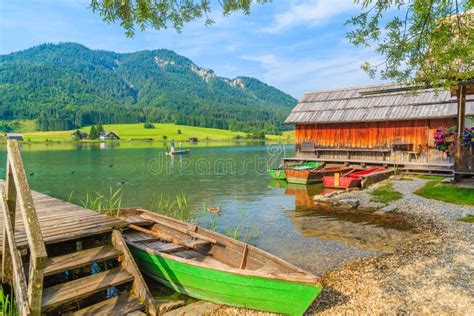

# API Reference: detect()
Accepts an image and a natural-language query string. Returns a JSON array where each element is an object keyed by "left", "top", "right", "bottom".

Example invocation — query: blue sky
[{"left": 0, "top": 0, "right": 386, "bottom": 97}]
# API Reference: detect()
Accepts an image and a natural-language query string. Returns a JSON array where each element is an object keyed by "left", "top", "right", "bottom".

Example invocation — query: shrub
[{"left": 144, "top": 122, "right": 155, "bottom": 129}]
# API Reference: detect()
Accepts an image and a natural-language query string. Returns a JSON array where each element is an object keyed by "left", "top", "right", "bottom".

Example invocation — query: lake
[{"left": 0, "top": 142, "right": 416, "bottom": 275}]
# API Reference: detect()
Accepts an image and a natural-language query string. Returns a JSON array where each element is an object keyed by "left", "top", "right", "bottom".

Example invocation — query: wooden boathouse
[{"left": 284, "top": 83, "right": 473, "bottom": 174}]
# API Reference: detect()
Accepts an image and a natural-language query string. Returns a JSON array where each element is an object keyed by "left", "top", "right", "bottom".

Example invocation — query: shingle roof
[{"left": 285, "top": 83, "right": 474, "bottom": 124}]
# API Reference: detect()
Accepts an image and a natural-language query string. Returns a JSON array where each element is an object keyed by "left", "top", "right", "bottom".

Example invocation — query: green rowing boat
[
  {"left": 120, "top": 208, "right": 322, "bottom": 315},
  {"left": 287, "top": 161, "right": 321, "bottom": 169},
  {"left": 268, "top": 168, "right": 287, "bottom": 180}
]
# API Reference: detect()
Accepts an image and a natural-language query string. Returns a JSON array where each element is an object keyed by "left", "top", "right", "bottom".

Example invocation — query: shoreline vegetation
[
  {"left": 0, "top": 121, "right": 295, "bottom": 144},
  {"left": 77, "top": 186, "right": 260, "bottom": 245}
]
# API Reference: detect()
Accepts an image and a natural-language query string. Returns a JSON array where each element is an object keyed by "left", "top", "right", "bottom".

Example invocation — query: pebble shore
[{"left": 214, "top": 178, "right": 474, "bottom": 315}]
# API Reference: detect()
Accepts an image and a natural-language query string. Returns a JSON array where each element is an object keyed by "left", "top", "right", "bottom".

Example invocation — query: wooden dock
[
  {"left": 0, "top": 182, "right": 126, "bottom": 254},
  {"left": 0, "top": 140, "right": 157, "bottom": 315}
]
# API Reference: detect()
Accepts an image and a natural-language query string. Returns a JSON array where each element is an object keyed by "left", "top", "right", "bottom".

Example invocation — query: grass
[
  {"left": 458, "top": 215, "right": 474, "bottom": 223},
  {"left": 19, "top": 123, "right": 294, "bottom": 142},
  {"left": 79, "top": 185, "right": 123, "bottom": 217},
  {"left": 0, "top": 284, "right": 17, "bottom": 316},
  {"left": 370, "top": 182, "right": 403, "bottom": 204},
  {"left": 415, "top": 178, "right": 474, "bottom": 206},
  {"left": 0, "top": 119, "right": 37, "bottom": 133},
  {"left": 415, "top": 175, "right": 445, "bottom": 181},
  {"left": 150, "top": 192, "right": 193, "bottom": 221}
]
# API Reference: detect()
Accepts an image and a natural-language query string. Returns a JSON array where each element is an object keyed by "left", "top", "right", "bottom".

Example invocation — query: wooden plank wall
[{"left": 295, "top": 118, "right": 457, "bottom": 163}]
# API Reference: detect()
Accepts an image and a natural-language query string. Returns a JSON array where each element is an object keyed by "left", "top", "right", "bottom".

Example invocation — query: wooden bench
[
  {"left": 313, "top": 147, "right": 391, "bottom": 161},
  {"left": 300, "top": 142, "right": 316, "bottom": 153}
]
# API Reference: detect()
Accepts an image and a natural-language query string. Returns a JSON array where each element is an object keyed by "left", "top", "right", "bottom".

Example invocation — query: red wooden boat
[
  {"left": 322, "top": 168, "right": 386, "bottom": 189},
  {"left": 286, "top": 166, "right": 352, "bottom": 185}
]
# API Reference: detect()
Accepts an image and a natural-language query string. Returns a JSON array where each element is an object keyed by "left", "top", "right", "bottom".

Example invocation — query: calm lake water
[{"left": 0, "top": 142, "right": 416, "bottom": 275}]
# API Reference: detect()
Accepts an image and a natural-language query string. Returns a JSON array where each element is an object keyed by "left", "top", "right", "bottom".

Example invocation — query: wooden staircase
[
  {"left": 39, "top": 230, "right": 156, "bottom": 315},
  {"left": 1, "top": 140, "right": 157, "bottom": 315}
]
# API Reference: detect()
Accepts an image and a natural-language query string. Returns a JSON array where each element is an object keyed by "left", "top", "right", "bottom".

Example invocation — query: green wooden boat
[
  {"left": 268, "top": 168, "right": 287, "bottom": 180},
  {"left": 120, "top": 208, "right": 322, "bottom": 315},
  {"left": 287, "top": 161, "right": 321, "bottom": 169}
]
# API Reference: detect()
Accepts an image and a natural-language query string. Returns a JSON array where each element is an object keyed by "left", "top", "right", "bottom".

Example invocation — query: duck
[{"left": 207, "top": 207, "right": 222, "bottom": 214}]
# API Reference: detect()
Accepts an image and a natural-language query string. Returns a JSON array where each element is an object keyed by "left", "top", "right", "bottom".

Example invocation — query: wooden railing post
[
  {"left": 3, "top": 140, "right": 48, "bottom": 315},
  {"left": 1, "top": 156, "right": 17, "bottom": 283},
  {"left": 1, "top": 188, "right": 30, "bottom": 315}
]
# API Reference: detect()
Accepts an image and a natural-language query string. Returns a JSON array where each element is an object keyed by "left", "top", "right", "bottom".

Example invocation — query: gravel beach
[{"left": 213, "top": 178, "right": 474, "bottom": 315}]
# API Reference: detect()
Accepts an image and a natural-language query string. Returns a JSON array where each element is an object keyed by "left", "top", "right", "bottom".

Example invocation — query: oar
[{"left": 129, "top": 224, "right": 216, "bottom": 250}]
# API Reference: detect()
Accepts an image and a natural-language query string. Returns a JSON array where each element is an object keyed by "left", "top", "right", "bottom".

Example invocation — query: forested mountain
[{"left": 0, "top": 43, "right": 296, "bottom": 133}]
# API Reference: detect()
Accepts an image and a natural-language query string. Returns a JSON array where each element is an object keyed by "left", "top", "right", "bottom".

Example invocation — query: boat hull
[
  {"left": 322, "top": 168, "right": 386, "bottom": 188},
  {"left": 129, "top": 246, "right": 322, "bottom": 315},
  {"left": 166, "top": 149, "right": 190, "bottom": 155},
  {"left": 322, "top": 176, "right": 360, "bottom": 188},
  {"left": 285, "top": 169, "right": 322, "bottom": 184},
  {"left": 268, "top": 169, "right": 287, "bottom": 180}
]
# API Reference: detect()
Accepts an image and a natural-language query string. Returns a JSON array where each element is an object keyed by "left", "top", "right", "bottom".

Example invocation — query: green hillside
[{"left": 0, "top": 43, "right": 296, "bottom": 134}]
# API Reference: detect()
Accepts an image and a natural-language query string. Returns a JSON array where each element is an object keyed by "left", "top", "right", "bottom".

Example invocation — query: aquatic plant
[
  {"left": 0, "top": 285, "right": 18, "bottom": 316},
  {"left": 150, "top": 192, "right": 192, "bottom": 221},
  {"left": 80, "top": 185, "right": 123, "bottom": 217}
]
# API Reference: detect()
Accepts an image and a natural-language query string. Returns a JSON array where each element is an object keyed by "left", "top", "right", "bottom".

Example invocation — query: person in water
[
  {"left": 179, "top": 141, "right": 183, "bottom": 151},
  {"left": 170, "top": 139, "right": 175, "bottom": 152}
]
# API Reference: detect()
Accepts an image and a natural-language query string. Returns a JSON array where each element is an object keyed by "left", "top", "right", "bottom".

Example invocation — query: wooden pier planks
[{"left": 0, "top": 181, "right": 127, "bottom": 255}]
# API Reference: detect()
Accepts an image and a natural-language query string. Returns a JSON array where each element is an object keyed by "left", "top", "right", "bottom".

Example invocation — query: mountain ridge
[{"left": 0, "top": 43, "right": 296, "bottom": 133}]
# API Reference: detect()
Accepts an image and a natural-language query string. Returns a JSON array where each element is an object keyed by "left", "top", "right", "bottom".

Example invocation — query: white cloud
[
  {"left": 263, "top": 0, "right": 357, "bottom": 33},
  {"left": 242, "top": 48, "right": 386, "bottom": 97}
]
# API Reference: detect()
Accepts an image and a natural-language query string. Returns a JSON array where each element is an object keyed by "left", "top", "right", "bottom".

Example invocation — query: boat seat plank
[
  {"left": 70, "top": 293, "right": 144, "bottom": 316},
  {"left": 42, "top": 268, "right": 134, "bottom": 312},
  {"left": 171, "top": 250, "right": 231, "bottom": 269},
  {"left": 122, "top": 215, "right": 154, "bottom": 227},
  {"left": 146, "top": 241, "right": 187, "bottom": 254},
  {"left": 44, "top": 246, "right": 121, "bottom": 277}
]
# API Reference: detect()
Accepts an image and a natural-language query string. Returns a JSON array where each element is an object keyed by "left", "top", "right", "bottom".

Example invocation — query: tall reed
[
  {"left": 80, "top": 185, "right": 123, "bottom": 217},
  {"left": 150, "top": 192, "right": 192, "bottom": 221}
]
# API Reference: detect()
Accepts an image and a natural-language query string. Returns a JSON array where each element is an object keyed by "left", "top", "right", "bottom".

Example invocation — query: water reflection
[{"left": 283, "top": 182, "right": 416, "bottom": 253}]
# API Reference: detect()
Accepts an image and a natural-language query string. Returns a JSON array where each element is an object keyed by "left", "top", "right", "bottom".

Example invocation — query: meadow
[{"left": 10, "top": 122, "right": 294, "bottom": 143}]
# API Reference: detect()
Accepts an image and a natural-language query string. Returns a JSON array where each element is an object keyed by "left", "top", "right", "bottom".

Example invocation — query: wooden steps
[
  {"left": 36, "top": 230, "right": 157, "bottom": 315},
  {"left": 42, "top": 268, "right": 134, "bottom": 312},
  {"left": 44, "top": 245, "right": 121, "bottom": 276},
  {"left": 71, "top": 293, "right": 144, "bottom": 316}
]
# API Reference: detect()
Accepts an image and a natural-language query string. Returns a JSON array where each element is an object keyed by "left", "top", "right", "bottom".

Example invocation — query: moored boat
[
  {"left": 166, "top": 149, "right": 191, "bottom": 155},
  {"left": 268, "top": 162, "right": 321, "bottom": 180},
  {"left": 286, "top": 165, "right": 350, "bottom": 185},
  {"left": 120, "top": 208, "right": 322, "bottom": 315},
  {"left": 268, "top": 168, "right": 287, "bottom": 180},
  {"left": 322, "top": 167, "right": 386, "bottom": 188}
]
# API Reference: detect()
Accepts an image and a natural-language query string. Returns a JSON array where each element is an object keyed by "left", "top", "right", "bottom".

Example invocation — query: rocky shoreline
[{"left": 214, "top": 178, "right": 473, "bottom": 315}]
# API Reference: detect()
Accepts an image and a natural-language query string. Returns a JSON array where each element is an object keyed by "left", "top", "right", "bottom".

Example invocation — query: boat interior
[{"left": 120, "top": 208, "right": 316, "bottom": 280}]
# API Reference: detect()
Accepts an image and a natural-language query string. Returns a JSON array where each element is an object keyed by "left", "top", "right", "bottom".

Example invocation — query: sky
[{"left": 0, "top": 0, "right": 387, "bottom": 98}]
